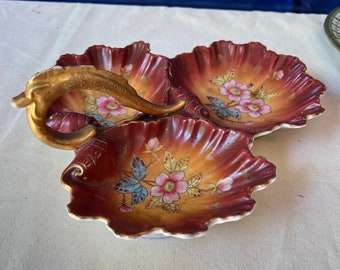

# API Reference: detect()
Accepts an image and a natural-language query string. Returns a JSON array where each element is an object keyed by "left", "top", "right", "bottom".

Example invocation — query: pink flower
[
  {"left": 216, "top": 177, "right": 233, "bottom": 192},
  {"left": 145, "top": 137, "right": 162, "bottom": 152},
  {"left": 122, "top": 64, "right": 133, "bottom": 74},
  {"left": 119, "top": 203, "right": 133, "bottom": 213},
  {"left": 273, "top": 70, "right": 284, "bottom": 80},
  {"left": 148, "top": 138, "right": 159, "bottom": 150},
  {"left": 235, "top": 99, "right": 271, "bottom": 118},
  {"left": 151, "top": 171, "right": 188, "bottom": 203},
  {"left": 220, "top": 80, "right": 250, "bottom": 102},
  {"left": 96, "top": 96, "right": 126, "bottom": 116},
  {"left": 121, "top": 64, "right": 133, "bottom": 77}
]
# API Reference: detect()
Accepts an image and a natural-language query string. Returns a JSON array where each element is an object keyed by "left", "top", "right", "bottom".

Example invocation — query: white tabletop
[{"left": 1, "top": 1, "right": 339, "bottom": 269}]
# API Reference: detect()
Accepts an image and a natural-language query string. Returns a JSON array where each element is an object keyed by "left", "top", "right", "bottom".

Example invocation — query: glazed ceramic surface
[
  {"left": 49, "top": 42, "right": 170, "bottom": 127},
  {"left": 11, "top": 40, "right": 327, "bottom": 239},
  {"left": 61, "top": 116, "right": 276, "bottom": 238},
  {"left": 169, "top": 40, "right": 326, "bottom": 135}
]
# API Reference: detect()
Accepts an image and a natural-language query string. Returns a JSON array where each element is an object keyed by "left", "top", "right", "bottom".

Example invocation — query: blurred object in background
[{"left": 324, "top": 6, "right": 340, "bottom": 50}]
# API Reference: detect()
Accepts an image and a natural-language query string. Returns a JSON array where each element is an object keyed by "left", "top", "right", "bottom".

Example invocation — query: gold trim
[{"left": 11, "top": 66, "right": 185, "bottom": 150}]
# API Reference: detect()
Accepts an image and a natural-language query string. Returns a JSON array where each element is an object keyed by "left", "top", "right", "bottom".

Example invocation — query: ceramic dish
[
  {"left": 169, "top": 40, "right": 326, "bottom": 135},
  {"left": 324, "top": 6, "right": 340, "bottom": 50},
  {"left": 49, "top": 41, "right": 326, "bottom": 136},
  {"left": 61, "top": 116, "right": 276, "bottom": 238},
  {"left": 10, "top": 40, "right": 326, "bottom": 239}
]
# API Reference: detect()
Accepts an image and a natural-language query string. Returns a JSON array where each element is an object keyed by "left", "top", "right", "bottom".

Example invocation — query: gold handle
[{"left": 11, "top": 66, "right": 185, "bottom": 150}]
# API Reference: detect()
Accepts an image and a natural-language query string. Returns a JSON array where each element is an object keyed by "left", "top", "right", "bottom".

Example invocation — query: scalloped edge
[
  {"left": 169, "top": 40, "right": 326, "bottom": 136},
  {"left": 60, "top": 116, "right": 276, "bottom": 239},
  {"left": 253, "top": 108, "right": 326, "bottom": 138}
]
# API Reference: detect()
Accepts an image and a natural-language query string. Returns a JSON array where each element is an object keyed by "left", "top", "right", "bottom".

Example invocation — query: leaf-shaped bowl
[
  {"left": 169, "top": 40, "right": 326, "bottom": 136},
  {"left": 61, "top": 116, "right": 276, "bottom": 238},
  {"left": 48, "top": 41, "right": 170, "bottom": 127}
]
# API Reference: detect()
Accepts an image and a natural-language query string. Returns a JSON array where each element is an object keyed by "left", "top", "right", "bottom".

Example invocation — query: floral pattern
[
  {"left": 220, "top": 80, "right": 251, "bottom": 102},
  {"left": 82, "top": 64, "right": 134, "bottom": 127},
  {"left": 112, "top": 137, "right": 234, "bottom": 214},
  {"left": 215, "top": 177, "right": 233, "bottom": 193},
  {"left": 208, "top": 69, "right": 281, "bottom": 123},
  {"left": 236, "top": 99, "right": 271, "bottom": 119},
  {"left": 151, "top": 171, "right": 188, "bottom": 203},
  {"left": 96, "top": 96, "right": 127, "bottom": 116}
]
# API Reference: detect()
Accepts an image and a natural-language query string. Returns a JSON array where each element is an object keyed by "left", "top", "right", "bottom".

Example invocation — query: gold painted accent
[{"left": 11, "top": 66, "right": 186, "bottom": 150}]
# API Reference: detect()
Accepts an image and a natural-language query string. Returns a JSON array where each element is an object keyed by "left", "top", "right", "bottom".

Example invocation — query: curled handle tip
[{"left": 11, "top": 92, "right": 32, "bottom": 108}]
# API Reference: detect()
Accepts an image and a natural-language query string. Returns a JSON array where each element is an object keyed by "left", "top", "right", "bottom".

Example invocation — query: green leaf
[
  {"left": 84, "top": 95, "right": 97, "bottom": 105},
  {"left": 163, "top": 151, "right": 177, "bottom": 173},
  {"left": 188, "top": 173, "right": 202, "bottom": 187},
  {"left": 175, "top": 157, "right": 190, "bottom": 171},
  {"left": 84, "top": 104, "right": 98, "bottom": 112},
  {"left": 210, "top": 76, "right": 225, "bottom": 86},
  {"left": 256, "top": 86, "right": 277, "bottom": 100},
  {"left": 146, "top": 196, "right": 162, "bottom": 209},
  {"left": 223, "top": 69, "right": 235, "bottom": 82},
  {"left": 162, "top": 203, "right": 179, "bottom": 214},
  {"left": 188, "top": 187, "right": 204, "bottom": 198},
  {"left": 208, "top": 183, "right": 217, "bottom": 195}
]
